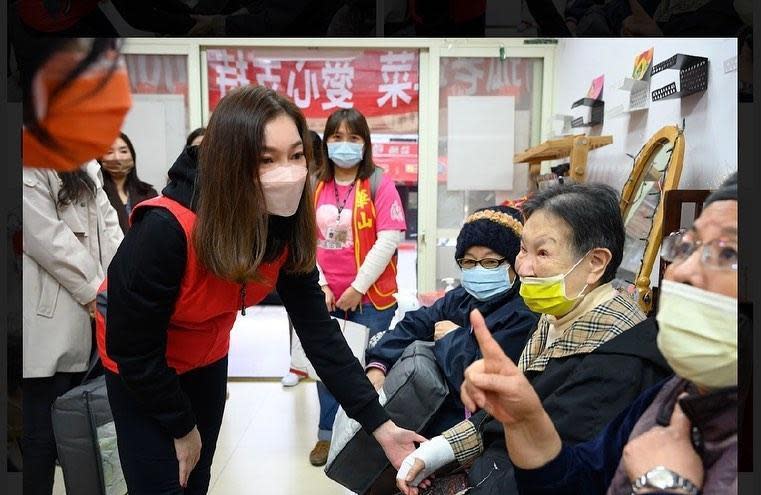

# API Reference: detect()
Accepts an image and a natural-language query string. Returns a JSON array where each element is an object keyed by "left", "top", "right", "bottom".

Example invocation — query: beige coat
[{"left": 23, "top": 161, "right": 123, "bottom": 378}]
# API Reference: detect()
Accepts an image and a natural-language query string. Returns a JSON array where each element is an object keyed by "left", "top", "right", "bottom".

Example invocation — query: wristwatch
[{"left": 631, "top": 466, "right": 701, "bottom": 495}]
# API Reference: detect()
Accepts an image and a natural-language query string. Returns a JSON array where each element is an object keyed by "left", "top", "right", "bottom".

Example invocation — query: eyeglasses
[
  {"left": 457, "top": 258, "right": 507, "bottom": 270},
  {"left": 660, "top": 230, "right": 738, "bottom": 271}
]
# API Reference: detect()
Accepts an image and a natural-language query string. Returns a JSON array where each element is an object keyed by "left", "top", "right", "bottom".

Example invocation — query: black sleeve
[
  {"left": 542, "top": 355, "right": 648, "bottom": 444},
  {"left": 110, "top": 0, "right": 195, "bottom": 34},
  {"left": 365, "top": 295, "right": 447, "bottom": 372},
  {"left": 277, "top": 266, "right": 390, "bottom": 433},
  {"left": 105, "top": 208, "right": 195, "bottom": 438}
]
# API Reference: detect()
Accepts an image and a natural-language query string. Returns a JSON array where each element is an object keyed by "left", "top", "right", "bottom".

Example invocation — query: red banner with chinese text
[
  {"left": 439, "top": 57, "right": 534, "bottom": 109},
  {"left": 206, "top": 48, "right": 420, "bottom": 119},
  {"left": 204, "top": 49, "right": 536, "bottom": 184}
]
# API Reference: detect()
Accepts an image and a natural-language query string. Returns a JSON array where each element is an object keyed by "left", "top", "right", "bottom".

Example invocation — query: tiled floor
[{"left": 54, "top": 379, "right": 356, "bottom": 494}]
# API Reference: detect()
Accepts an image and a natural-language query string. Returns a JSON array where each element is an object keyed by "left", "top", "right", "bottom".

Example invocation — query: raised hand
[
  {"left": 461, "top": 310, "right": 542, "bottom": 425},
  {"left": 462, "top": 310, "right": 561, "bottom": 469}
]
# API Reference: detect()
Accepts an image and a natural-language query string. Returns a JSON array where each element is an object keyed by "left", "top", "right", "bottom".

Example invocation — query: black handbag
[
  {"left": 51, "top": 354, "right": 127, "bottom": 495},
  {"left": 325, "top": 340, "right": 449, "bottom": 494}
]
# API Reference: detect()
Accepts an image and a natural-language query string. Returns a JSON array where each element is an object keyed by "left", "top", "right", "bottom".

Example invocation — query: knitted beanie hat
[{"left": 455, "top": 205, "right": 524, "bottom": 267}]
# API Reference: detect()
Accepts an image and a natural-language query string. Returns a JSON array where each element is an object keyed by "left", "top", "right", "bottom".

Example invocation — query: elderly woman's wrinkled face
[
  {"left": 515, "top": 209, "right": 593, "bottom": 298},
  {"left": 664, "top": 200, "right": 737, "bottom": 297}
]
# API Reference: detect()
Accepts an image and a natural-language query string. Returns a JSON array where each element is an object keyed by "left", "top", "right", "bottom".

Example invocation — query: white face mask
[
  {"left": 327, "top": 141, "right": 364, "bottom": 168},
  {"left": 259, "top": 164, "right": 308, "bottom": 217},
  {"left": 656, "top": 279, "right": 738, "bottom": 390}
]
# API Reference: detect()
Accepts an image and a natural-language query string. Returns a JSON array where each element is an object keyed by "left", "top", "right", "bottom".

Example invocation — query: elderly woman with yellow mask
[{"left": 396, "top": 183, "right": 672, "bottom": 495}]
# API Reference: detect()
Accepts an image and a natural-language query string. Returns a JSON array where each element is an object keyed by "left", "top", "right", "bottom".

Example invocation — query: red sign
[
  {"left": 439, "top": 57, "right": 534, "bottom": 108},
  {"left": 125, "top": 54, "right": 188, "bottom": 96},
  {"left": 372, "top": 142, "right": 419, "bottom": 183},
  {"left": 206, "top": 48, "right": 420, "bottom": 118}
]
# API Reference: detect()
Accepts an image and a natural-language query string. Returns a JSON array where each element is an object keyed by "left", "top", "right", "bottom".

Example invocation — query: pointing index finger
[{"left": 470, "top": 310, "right": 519, "bottom": 377}]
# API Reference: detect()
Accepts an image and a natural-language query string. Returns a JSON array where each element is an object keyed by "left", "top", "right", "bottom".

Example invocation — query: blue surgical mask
[
  {"left": 461, "top": 264, "right": 513, "bottom": 301},
  {"left": 328, "top": 141, "right": 364, "bottom": 168}
]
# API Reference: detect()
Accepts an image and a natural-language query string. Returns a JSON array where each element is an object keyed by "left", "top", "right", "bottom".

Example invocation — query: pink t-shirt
[{"left": 316, "top": 174, "right": 407, "bottom": 303}]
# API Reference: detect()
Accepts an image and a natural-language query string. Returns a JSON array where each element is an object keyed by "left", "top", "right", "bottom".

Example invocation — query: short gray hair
[{"left": 521, "top": 183, "right": 624, "bottom": 284}]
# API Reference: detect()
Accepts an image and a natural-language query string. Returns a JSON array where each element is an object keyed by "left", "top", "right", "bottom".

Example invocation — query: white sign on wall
[
  {"left": 447, "top": 95, "right": 515, "bottom": 191},
  {"left": 120, "top": 94, "right": 187, "bottom": 192}
]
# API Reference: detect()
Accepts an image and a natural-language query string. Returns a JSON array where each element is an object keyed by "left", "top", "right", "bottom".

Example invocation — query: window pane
[
  {"left": 436, "top": 57, "right": 542, "bottom": 290},
  {"left": 122, "top": 54, "right": 190, "bottom": 191},
  {"left": 206, "top": 47, "right": 421, "bottom": 293}
]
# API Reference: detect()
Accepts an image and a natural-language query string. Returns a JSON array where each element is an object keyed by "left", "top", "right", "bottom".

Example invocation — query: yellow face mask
[
  {"left": 656, "top": 279, "right": 737, "bottom": 390},
  {"left": 518, "top": 254, "right": 588, "bottom": 316}
]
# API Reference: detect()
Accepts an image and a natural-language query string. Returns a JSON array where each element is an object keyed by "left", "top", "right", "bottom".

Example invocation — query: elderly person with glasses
[
  {"left": 442, "top": 173, "right": 740, "bottom": 495},
  {"left": 396, "top": 183, "right": 673, "bottom": 495},
  {"left": 365, "top": 205, "right": 539, "bottom": 437}
]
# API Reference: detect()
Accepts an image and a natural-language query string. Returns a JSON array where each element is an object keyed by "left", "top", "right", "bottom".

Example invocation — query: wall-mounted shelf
[
  {"left": 571, "top": 98, "right": 604, "bottom": 127},
  {"left": 651, "top": 54, "right": 709, "bottom": 101},
  {"left": 619, "top": 77, "right": 651, "bottom": 112},
  {"left": 514, "top": 134, "right": 613, "bottom": 191},
  {"left": 549, "top": 114, "right": 573, "bottom": 136}
]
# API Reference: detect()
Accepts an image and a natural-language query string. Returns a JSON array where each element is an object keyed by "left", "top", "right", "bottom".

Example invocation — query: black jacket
[
  {"left": 102, "top": 179, "right": 158, "bottom": 234},
  {"left": 105, "top": 146, "right": 389, "bottom": 438},
  {"left": 465, "top": 317, "right": 673, "bottom": 493},
  {"left": 366, "top": 285, "right": 538, "bottom": 433}
]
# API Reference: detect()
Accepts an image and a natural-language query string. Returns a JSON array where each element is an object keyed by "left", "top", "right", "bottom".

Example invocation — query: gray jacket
[{"left": 23, "top": 162, "right": 123, "bottom": 378}]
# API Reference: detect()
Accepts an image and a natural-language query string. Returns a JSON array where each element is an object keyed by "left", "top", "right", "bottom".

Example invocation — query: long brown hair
[
  {"left": 193, "top": 85, "right": 317, "bottom": 283},
  {"left": 317, "top": 108, "right": 376, "bottom": 182},
  {"left": 99, "top": 132, "right": 156, "bottom": 199}
]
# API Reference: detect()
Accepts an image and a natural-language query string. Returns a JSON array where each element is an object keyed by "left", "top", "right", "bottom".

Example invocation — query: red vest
[
  {"left": 315, "top": 178, "right": 398, "bottom": 310},
  {"left": 97, "top": 196, "right": 287, "bottom": 375}
]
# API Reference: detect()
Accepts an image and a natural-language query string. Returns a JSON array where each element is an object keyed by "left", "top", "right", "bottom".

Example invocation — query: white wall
[
  {"left": 552, "top": 38, "right": 737, "bottom": 192},
  {"left": 121, "top": 94, "right": 188, "bottom": 192}
]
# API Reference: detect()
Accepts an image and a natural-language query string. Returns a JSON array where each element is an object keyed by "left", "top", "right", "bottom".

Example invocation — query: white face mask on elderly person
[
  {"left": 656, "top": 200, "right": 739, "bottom": 390},
  {"left": 454, "top": 207, "right": 523, "bottom": 302}
]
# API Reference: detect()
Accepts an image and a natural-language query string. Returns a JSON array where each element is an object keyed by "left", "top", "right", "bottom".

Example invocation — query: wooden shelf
[
  {"left": 514, "top": 135, "right": 612, "bottom": 163},
  {"left": 514, "top": 134, "right": 613, "bottom": 189}
]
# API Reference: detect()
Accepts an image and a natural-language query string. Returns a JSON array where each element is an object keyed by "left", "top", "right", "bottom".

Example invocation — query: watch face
[{"left": 647, "top": 468, "right": 677, "bottom": 489}]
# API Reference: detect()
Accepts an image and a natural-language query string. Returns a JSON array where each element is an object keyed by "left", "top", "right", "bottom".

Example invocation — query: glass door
[{"left": 417, "top": 43, "right": 554, "bottom": 295}]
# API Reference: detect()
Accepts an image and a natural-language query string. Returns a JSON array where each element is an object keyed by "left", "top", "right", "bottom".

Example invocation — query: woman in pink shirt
[{"left": 309, "top": 108, "right": 407, "bottom": 466}]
